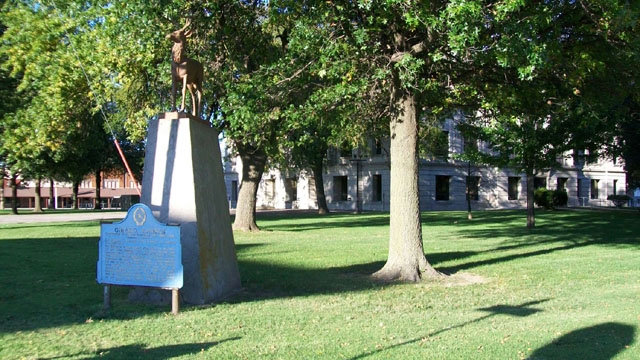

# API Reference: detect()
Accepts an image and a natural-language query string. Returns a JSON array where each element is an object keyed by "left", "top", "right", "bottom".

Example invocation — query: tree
[
  {"left": 455, "top": 0, "right": 639, "bottom": 227},
  {"left": 0, "top": 2, "right": 20, "bottom": 212},
  {"left": 272, "top": 15, "right": 386, "bottom": 215},
  {"left": 215, "top": 1, "right": 369, "bottom": 228},
  {"left": 275, "top": 1, "right": 458, "bottom": 281},
  {"left": 214, "top": 2, "right": 291, "bottom": 231},
  {"left": 617, "top": 98, "right": 640, "bottom": 189},
  {"left": 1, "top": 1, "right": 131, "bottom": 212}
]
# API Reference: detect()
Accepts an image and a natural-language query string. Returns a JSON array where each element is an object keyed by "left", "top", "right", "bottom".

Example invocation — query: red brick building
[{"left": 1, "top": 171, "right": 140, "bottom": 210}]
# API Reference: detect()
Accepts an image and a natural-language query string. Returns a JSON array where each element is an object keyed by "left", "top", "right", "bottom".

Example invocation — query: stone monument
[
  {"left": 133, "top": 22, "right": 240, "bottom": 304},
  {"left": 139, "top": 112, "right": 241, "bottom": 304}
]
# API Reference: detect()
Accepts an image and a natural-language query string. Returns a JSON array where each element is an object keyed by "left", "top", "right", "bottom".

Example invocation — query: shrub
[
  {"left": 607, "top": 194, "right": 631, "bottom": 208},
  {"left": 534, "top": 188, "right": 553, "bottom": 209},
  {"left": 534, "top": 188, "right": 568, "bottom": 209},
  {"left": 553, "top": 189, "right": 568, "bottom": 208}
]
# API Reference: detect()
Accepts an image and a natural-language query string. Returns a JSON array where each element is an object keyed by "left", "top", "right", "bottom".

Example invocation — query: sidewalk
[{"left": 0, "top": 211, "right": 127, "bottom": 225}]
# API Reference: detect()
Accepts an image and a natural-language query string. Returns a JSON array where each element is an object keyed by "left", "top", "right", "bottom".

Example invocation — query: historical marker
[{"left": 97, "top": 203, "right": 183, "bottom": 313}]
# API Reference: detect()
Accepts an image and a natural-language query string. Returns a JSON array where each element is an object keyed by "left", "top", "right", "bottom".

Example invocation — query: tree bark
[
  {"left": 94, "top": 169, "right": 102, "bottom": 210},
  {"left": 312, "top": 154, "right": 330, "bottom": 215},
  {"left": 0, "top": 168, "right": 5, "bottom": 210},
  {"left": 10, "top": 173, "right": 18, "bottom": 215},
  {"left": 233, "top": 143, "right": 267, "bottom": 232},
  {"left": 466, "top": 162, "right": 473, "bottom": 220},
  {"left": 72, "top": 180, "right": 80, "bottom": 210},
  {"left": 33, "top": 179, "right": 43, "bottom": 213},
  {"left": 48, "top": 178, "right": 54, "bottom": 209},
  {"left": 373, "top": 80, "right": 440, "bottom": 282},
  {"left": 526, "top": 170, "right": 535, "bottom": 228}
]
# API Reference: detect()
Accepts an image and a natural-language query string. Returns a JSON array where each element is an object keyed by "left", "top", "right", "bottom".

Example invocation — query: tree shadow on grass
[
  {"left": 348, "top": 299, "right": 550, "bottom": 359},
  {"left": 41, "top": 338, "right": 240, "bottom": 360},
  {"left": 528, "top": 322, "right": 636, "bottom": 360},
  {"left": 434, "top": 234, "right": 637, "bottom": 275},
  {"left": 441, "top": 209, "right": 640, "bottom": 248},
  {"left": 0, "top": 235, "right": 181, "bottom": 334},
  {"left": 428, "top": 209, "right": 640, "bottom": 274},
  {"left": 477, "top": 299, "right": 549, "bottom": 317},
  {"left": 0, "top": 237, "right": 391, "bottom": 333},
  {"left": 232, "top": 257, "right": 387, "bottom": 303},
  {"left": 436, "top": 241, "right": 587, "bottom": 274},
  {"left": 254, "top": 212, "right": 391, "bottom": 232}
]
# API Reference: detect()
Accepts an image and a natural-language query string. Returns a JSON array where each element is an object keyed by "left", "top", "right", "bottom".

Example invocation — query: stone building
[{"left": 224, "top": 118, "right": 627, "bottom": 212}]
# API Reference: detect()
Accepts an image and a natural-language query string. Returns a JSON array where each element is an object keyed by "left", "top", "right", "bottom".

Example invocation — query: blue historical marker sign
[{"left": 97, "top": 203, "right": 183, "bottom": 289}]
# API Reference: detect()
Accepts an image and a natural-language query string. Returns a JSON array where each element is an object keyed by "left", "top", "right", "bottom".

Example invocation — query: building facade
[
  {"left": 225, "top": 118, "right": 628, "bottom": 212},
  {"left": 1, "top": 171, "right": 140, "bottom": 210}
]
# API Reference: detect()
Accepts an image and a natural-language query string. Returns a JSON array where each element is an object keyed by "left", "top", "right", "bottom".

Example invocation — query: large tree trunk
[
  {"left": 526, "top": 170, "right": 535, "bottom": 228},
  {"left": 94, "top": 169, "right": 102, "bottom": 210},
  {"left": 373, "top": 82, "right": 440, "bottom": 282},
  {"left": 33, "top": 179, "right": 43, "bottom": 213},
  {"left": 312, "top": 154, "right": 330, "bottom": 215},
  {"left": 233, "top": 143, "right": 267, "bottom": 232}
]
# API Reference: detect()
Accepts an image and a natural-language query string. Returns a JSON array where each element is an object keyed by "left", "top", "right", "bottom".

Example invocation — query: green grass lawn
[{"left": 0, "top": 209, "right": 638, "bottom": 359}]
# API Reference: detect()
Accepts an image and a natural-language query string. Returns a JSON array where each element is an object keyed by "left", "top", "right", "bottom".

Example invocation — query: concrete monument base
[{"left": 137, "top": 112, "right": 241, "bottom": 304}]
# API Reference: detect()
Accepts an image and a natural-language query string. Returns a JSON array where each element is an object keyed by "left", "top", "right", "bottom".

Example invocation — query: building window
[
  {"left": 285, "top": 178, "right": 298, "bottom": 202},
  {"left": 104, "top": 179, "right": 119, "bottom": 189},
  {"left": 334, "top": 176, "right": 348, "bottom": 201},
  {"left": 372, "top": 174, "right": 383, "bottom": 202},
  {"left": 434, "top": 130, "right": 449, "bottom": 160},
  {"left": 466, "top": 176, "right": 480, "bottom": 201},
  {"left": 464, "top": 135, "right": 478, "bottom": 153},
  {"left": 534, "top": 177, "right": 547, "bottom": 189},
  {"left": 264, "top": 179, "right": 276, "bottom": 204},
  {"left": 436, "top": 175, "right": 450, "bottom": 201},
  {"left": 591, "top": 179, "right": 599, "bottom": 199},
  {"left": 508, "top": 177, "right": 520, "bottom": 200},
  {"left": 613, "top": 179, "right": 618, "bottom": 195},
  {"left": 374, "top": 139, "right": 383, "bottom": 155},
  {"left": 557, "top": 177, "right": 568, "bottom": 191}
]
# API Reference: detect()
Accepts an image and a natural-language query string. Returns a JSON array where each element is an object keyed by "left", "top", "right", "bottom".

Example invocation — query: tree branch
[
  {"left": 275, "top": 60, "right": 314, "bottom": 85},
  {"left": 390, "top": 41, "right": 427, "bottom": 63}
]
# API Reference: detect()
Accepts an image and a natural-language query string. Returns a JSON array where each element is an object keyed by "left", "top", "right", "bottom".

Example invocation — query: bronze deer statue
[{"left": 167, "top": 20, "right": 204, "bottom": 117}]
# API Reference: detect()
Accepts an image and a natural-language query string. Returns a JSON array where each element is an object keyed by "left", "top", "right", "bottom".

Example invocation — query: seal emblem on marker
[{"left": 133, "top": 206, "right": 147, "bottom": 226}]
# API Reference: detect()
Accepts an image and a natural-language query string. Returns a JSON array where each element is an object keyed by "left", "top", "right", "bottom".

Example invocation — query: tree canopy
[
  {"left": 0, "top": 0, "right": 147, "bottom": 207},
  {"left": 455, "top": 0, "right": 640, "bottom": 227}
]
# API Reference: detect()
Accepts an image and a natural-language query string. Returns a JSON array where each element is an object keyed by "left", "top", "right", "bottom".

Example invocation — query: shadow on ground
[
  {"left": 528, "top": 322, "right": 635, "bottom": 360},
  {"left": 348, "top": 299, "right": 552, "bottom": 359},
  {"left": 40, "top": 338, "right": 240, "bottom": 360}
]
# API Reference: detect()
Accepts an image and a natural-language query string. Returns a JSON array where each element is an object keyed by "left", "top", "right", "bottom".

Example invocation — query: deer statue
[{"left": 167, "top": 20, "right": 204, "bottom": 117}]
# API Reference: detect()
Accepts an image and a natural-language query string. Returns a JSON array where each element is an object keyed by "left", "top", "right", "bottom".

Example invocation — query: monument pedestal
[{"left": 138, "top": 112, "right": 240, "bottom": 304}]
